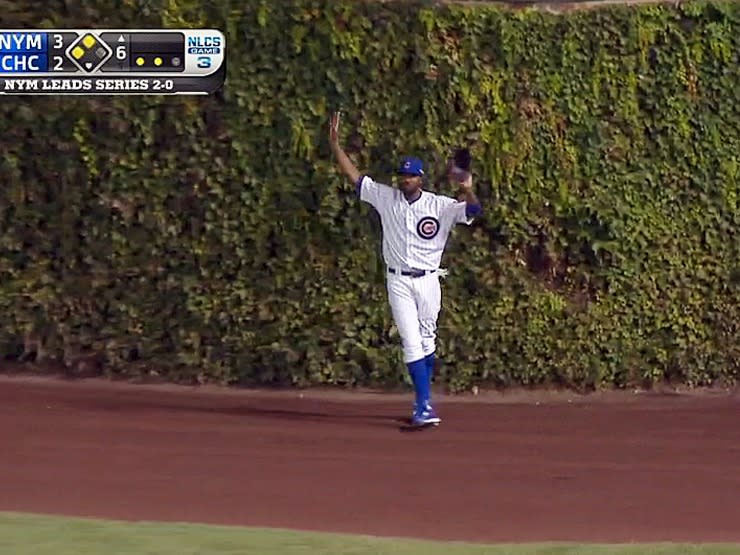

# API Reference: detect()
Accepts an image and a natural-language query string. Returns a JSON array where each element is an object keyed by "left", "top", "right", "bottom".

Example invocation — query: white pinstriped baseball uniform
[{"left": 357, "top": 174, "right": 476, "bottom": 363}]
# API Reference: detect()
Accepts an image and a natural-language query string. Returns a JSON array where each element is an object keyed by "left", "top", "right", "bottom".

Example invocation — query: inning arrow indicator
[{"left": 99, "top": 32, "right": 131, "bottom": 73}]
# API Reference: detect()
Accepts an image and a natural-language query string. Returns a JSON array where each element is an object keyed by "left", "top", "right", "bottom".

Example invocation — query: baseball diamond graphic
[{"left": 416, "top": 216, "right": 440, "bottom": 239}]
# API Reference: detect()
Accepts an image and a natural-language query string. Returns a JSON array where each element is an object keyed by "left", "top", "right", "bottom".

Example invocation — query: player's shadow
[{"left": 75, "top": 396, "right": 409, "bottom": 430}]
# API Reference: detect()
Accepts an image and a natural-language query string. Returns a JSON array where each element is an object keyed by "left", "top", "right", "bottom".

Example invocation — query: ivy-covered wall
[{"left": 0, "top": 0, "right": 738, "bottom": 391}]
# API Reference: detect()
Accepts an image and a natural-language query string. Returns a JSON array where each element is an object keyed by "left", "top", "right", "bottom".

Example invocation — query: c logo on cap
[{"left": 417, "top": 216, "right": 440, "bottom": 240}]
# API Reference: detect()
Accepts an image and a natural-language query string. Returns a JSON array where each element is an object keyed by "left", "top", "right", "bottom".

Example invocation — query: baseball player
[{"left": 328, "top": 111, "right": 482, "bottom": 427}]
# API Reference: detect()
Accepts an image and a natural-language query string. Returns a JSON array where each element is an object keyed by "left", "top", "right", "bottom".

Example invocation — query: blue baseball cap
[{"left": 397, "top": 156, "right": 424, "bottom": 176}]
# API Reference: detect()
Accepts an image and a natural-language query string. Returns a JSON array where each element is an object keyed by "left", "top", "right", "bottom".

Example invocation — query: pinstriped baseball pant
[{"left": 386, "top": 272, "right": 441, "bottom": 363}]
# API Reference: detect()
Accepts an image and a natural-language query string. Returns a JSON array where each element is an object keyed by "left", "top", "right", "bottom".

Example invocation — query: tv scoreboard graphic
[{"left": 0, "top": 29, "right": 225, "bottom": 95}]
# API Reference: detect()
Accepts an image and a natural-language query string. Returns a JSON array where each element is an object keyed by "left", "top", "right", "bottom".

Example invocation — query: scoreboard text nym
[{"left": 0, "top": 33, "right": 45, "bottom": 51}]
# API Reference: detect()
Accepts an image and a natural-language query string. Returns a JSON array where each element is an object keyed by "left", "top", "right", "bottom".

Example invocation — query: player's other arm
[
  {"left": 458, "top": 173, "right": 483, "bottom": 218},
  {"left": 439, "top": 172, "right": 483, "bottom": 226},
  {"left": 328, "top": 111, "right": 361, "bottom": 187}
]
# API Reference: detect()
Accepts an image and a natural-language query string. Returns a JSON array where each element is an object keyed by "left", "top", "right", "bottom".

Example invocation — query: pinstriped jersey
[{"left": 357, "top": 175, "right": 474, "bottom": 271}]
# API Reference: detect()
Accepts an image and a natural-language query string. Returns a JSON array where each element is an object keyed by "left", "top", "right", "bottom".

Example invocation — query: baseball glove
[{"left": 448, "top": 147, "right": 471, "bottom": 182}]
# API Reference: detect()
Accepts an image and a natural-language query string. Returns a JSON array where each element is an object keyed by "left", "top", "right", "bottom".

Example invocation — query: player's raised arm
[
  {"left": 328, "top": 111, "right": 361, "bottom": 185},
  {"left": 458, "top": 173, "right": 482, "bottom": 217}
]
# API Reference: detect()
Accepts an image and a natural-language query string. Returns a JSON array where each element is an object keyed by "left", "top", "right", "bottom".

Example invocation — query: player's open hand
[
  {"left": 329, "top": 111, "right": 341, "bottom": 145},
  {"left": 458, "top": 172, "right": 473, "bottom": 192}
]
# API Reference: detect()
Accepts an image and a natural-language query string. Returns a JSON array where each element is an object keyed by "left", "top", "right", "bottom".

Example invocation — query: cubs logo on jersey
[{"left": 416, "top": 216, "right": 440, "bottom": 240}]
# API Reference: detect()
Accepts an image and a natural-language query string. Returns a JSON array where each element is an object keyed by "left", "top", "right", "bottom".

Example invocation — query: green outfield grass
[{"left": 0, "top": 512, "right": 738, "bottom": 555}]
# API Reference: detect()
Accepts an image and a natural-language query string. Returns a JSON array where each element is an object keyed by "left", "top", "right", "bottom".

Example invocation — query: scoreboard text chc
[{"left": 0, "top": 29, "right": 225, "bottom": 95}]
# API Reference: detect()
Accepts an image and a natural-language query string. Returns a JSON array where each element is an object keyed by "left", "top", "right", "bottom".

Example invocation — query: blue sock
[
  {"left": 424, "top": 352, "right": 435, "bottom": 377},
  {"left": 424, "top": 353, "right": 435, "bottom": 405},
  {"left": 406, "top": 358, "right": 428, "bottom": 410}
]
